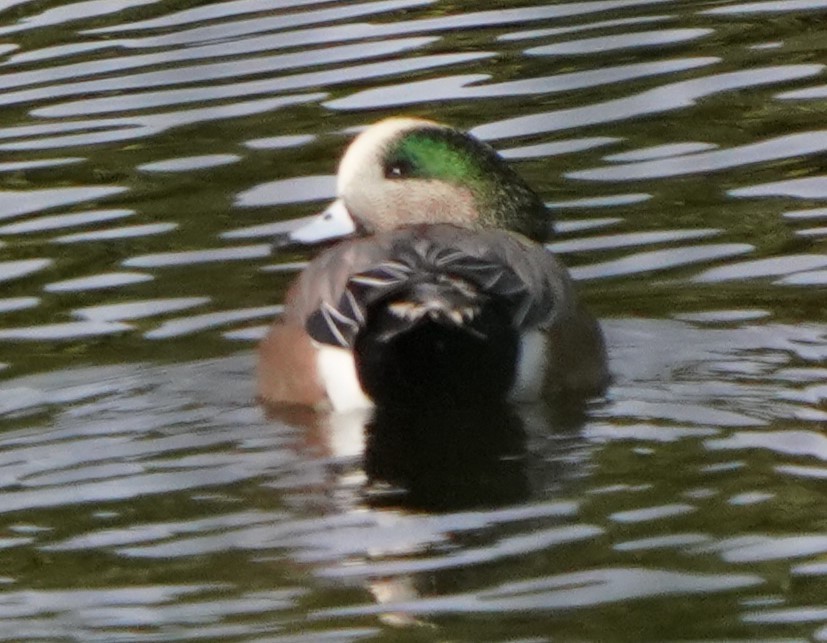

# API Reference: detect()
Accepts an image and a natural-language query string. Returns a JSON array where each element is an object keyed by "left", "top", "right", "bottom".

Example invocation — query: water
[{"left": 0, "top": 0, "right": 826, "bottom": 639}]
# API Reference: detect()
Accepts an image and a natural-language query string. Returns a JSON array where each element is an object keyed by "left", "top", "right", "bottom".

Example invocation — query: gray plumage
[{"left": 293, "top": 224, "right": 574, "bottom": 350}]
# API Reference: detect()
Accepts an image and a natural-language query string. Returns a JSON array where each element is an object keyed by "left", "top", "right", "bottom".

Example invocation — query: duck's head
[{"left": 289, "top": 118, "right": 551, "bottom": 245}]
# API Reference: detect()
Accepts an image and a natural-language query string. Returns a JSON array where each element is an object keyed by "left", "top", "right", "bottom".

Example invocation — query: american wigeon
[{"left": 257, "top": 117, "right": 608, "bottom": 412}]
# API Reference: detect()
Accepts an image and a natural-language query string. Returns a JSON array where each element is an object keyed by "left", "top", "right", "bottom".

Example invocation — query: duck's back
[{"left": 280, "top": 224, "right": 607, "bottom": 409}]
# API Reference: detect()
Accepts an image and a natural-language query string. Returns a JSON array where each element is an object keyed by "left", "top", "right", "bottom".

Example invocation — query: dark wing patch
[
  {"left": 305, "top": 240, "right": 553, "bottom": 348},
  {"left": 445, "top": 255, "right": 535, "bottom": 318},
  {"left": 306, "top": 260, "right": 415, "bottom": 348},
  {"left": 305, "top": 301, "right": 360, "bottom": 347}
]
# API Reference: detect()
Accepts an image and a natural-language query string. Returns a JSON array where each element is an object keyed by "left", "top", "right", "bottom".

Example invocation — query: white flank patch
[
  {"left": 325, "top": 408, "right": 372, "bottom": 458},
  {"left": 510, "top": 330, "right": 548, "bottom": 402},
  {"left": 316, "top": 345, "right": 374, "bottom": 412}
]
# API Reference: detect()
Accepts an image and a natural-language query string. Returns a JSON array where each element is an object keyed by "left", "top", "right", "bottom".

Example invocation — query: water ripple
[
  {"left": 0, "top": 209, "right": 133, "bottom": 234},
  {"left": 54, "top": 223, "right": 177, "bottom": 243},
  {"left": 138, "top": 154, "right": 241, "bottom": 172},
  {"left": 707, "top": 430, "right": 827, "bottom": 461},
  {"left": 547, "top": 228, "right": 719, "bottom": 254},
  {"left": 0, "top": 297, "right": 39, "bottom": 314},
  {"left": 0, "top": 321, "right": 132, "bottom": 341},
  {"left": 86, "top": 0, "right": 431, "bottom": 39},
  {"left": 326, "top": 58, "right": 715, "bottom": 110},
  {"left": 609, "top": 504, "right": 696, "bottom": 523},
  {"left": 320, "top": 568, "right": 763, "bottom": 616},
  {"left": 144, "top": 305, "right": 282, "bottom": 339},
  {"left": 501, "top": 137, "right": 620, "bottom": 159},
  {"left": 237, "top": 175, "right": 335, "bottom": 207},
  {"left": 570, "top": 130, "right": 827, "bottom": 181},
  {"left": 72, "top": 298, "right": 211, "bottom": 322},
  {"left": 571, "top": 243, "right": 754, "bottom": 280},
  {"left": 0, "top": 259, "right": 52, "bottom": 283},
  {"left": 0, "top": 187, "right": 126, "bottom": 221},
  {"left": 693, "top": 255, "right": 827, "bottom": 283},
  {"left": 526, "top": 28, "right": 713, "bottom": 56},
  {"left": 0, "top": 0, "right": 159, "bottom": 35},
  {"left": 44, "top": 272, "right": 153, "bottom": 292},
  {"left": 500, "top": 14, "right": 673, "bottom": 40},
  {"left": 703, "top": 0, "right": 827, "bottom": 14},
  {"left": 0, "top": 94, "right": 324, "bottom": 150},
  {"left": 730, "top": 175, "right": 827, "bottom": 199},
  {"left": 319, "top": 524, "right": 604, "bottom": 579},
  {"left": 123, "top": 244, "right": 271, "bottom": 268},
  {"left": 29, "top": 41, "right": 455, "bottom": 117},
  {"left": 473, "top": 66, "right": 823, "bottom": 140}
]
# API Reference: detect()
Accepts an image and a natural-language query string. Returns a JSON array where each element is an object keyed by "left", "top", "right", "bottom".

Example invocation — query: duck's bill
[{"left": 288, "top": 199, "right": 357, "bottom": 246}]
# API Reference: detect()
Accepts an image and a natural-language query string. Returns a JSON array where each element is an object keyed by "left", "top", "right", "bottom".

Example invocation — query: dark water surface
[{"left": 1, "top": 0, "right": 827, "bottom": 639}]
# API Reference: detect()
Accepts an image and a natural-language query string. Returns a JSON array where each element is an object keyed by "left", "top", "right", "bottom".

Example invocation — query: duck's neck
[{"left": 477, "top": 166, "right": 552, "bottom": 241}]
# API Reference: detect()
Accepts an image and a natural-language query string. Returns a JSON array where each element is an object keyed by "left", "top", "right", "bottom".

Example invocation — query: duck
[{"left": 257, "top": 117, "right": 608, "bottom": 412}]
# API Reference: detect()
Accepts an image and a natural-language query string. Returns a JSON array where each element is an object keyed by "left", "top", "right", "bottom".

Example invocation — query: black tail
[
  {"left": 354, "top": 277, "right": 519, "bottom": 407},
  {"left": 304, "top": 239, "right": 541, "bottom": 408}
]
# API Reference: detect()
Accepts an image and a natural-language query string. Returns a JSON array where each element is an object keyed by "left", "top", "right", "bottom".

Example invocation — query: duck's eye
[{"left": 384, "top": 157, "right": 414, "bottom": 179}]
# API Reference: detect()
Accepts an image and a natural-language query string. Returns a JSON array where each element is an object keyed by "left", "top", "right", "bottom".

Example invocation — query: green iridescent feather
[{"left": 387, "top": 127, "right": 551, "bottom": 241}]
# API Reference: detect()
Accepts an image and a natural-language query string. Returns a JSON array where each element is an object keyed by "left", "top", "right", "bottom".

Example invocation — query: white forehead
[{"left": 336, "top": 117, "right": 439, "bottom": 193}]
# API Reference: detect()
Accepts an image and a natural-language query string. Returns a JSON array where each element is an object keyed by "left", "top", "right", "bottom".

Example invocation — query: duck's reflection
[
  {"left": 263, "top": 394, "right": 595, "bottom": 510},
  {"left": 262, "top": 395, "right": 596, "bottom": 628},
  {"left": 363, "top": 404, "right": 530, "bottom": 510}
]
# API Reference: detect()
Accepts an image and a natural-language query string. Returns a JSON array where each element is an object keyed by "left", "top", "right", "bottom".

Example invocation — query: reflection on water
[
  {"left": 1, "top": 0, "right": 827, "bottom": 639},
  {"left": 363, "top": 405, "right": 532, "bottom": 510},
  {"left": 2, "top": 316, "right": 827, "bottom": 638}
]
